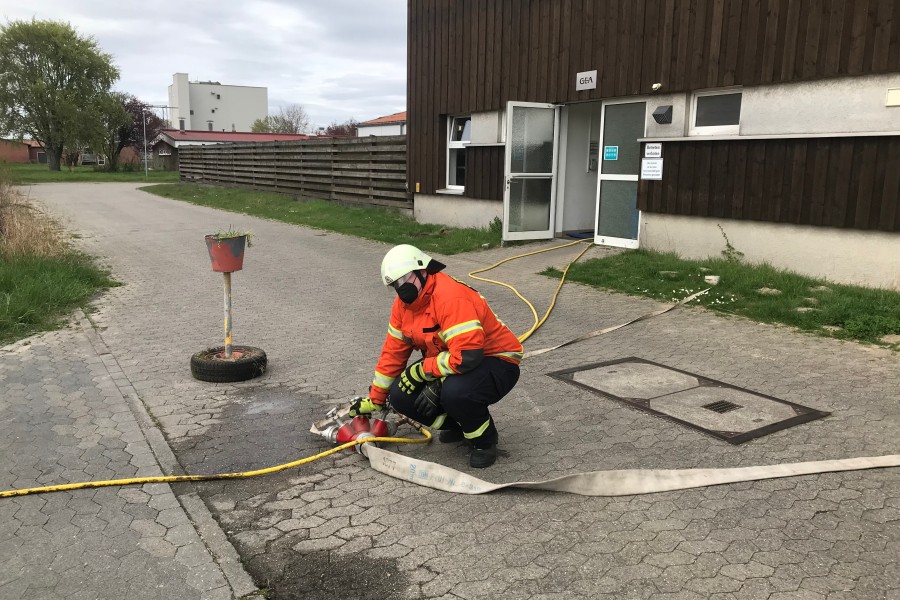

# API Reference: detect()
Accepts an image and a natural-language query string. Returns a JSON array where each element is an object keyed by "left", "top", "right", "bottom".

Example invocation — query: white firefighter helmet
[{"left": 380, "top": 244, "right": 446, "bottom": 286}]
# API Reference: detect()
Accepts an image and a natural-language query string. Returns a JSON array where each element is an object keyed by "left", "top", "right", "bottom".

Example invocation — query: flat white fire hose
[
  {"left": 363, "top": 445, "right": 900, "bottom": 496},
  {"left": 355, "top": 246, "right": 900, "bottom": 496}
]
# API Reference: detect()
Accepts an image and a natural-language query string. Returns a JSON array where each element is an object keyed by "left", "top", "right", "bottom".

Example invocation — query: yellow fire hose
[
  {"left": 12, "top": 239, "right": 890, "bottom": 500},
  {"left": 468, "top": 238, "right": 594, "bottom": 344},
  {"left": 1, "top": 240, "right": 590, "bottom": 499},
  {"left": 0, "top": 428, "right": 432, "bottom": 498}
]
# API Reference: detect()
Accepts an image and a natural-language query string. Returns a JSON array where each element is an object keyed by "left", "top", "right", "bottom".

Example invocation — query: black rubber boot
[
  {"left": 438, "top": 428, "right": 466, "bottom": 443},
  {"left": 469, "top": 443, "right": 498, "bottom": 468}
]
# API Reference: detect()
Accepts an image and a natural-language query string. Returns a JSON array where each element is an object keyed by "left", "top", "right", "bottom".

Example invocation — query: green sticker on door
[{"left": 603, "top": 146, "right": 618, "bottom": 161}]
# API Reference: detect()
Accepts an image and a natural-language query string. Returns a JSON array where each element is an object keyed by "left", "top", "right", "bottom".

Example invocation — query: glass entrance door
[
  {"left": 503, "top": 102, "right": 559, "bottom": 241},
  {"left": 594, "top": 101, "right": 646, "bottom": 248}
]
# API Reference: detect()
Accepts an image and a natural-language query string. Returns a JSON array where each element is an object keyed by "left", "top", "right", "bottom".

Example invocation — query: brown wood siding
[
  {"left": 465, "top": 146, "right": 505, "bottom": 201},
  {"left": 638, "top": 136, "right": 900, "bottom": 231},
  {"left": 409, "top": 0, "right": 900, "bottom": 197}
]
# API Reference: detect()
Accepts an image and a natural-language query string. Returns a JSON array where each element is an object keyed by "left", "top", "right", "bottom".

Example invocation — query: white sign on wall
[
  {"left": 576, "top": 70, "right": 597, "bottom": 91},
  {"left": 640, "top": 158, "right": 664, "bottom": 180},
  {"left": 644, "top": 143, "right": 662, "bottom": 158}
]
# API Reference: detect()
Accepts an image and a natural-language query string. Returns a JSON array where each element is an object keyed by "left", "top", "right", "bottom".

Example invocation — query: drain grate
[
  {"left": 703, "top": 400, "right": 742, "bottom": 414},
  {"left": 548, "top": 357, "right": 830, "bottom": 444}
]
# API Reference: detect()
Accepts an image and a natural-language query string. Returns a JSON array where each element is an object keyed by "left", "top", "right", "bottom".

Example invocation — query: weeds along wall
[{"left": 178, "top": 136, "right": 409, "bottom": 210}]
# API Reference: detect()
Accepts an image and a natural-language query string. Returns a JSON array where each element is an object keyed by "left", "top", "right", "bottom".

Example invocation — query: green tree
[
  {"left": 98, "top": 92, "right": 133, "bottom": 171},
  {"left": 250, "top": 117, "right": 272, "bottom": 133},
  {"left": 0, "top": 19, "right": 119, "bottom": 171},
  {"left": 250, "top": 104, "right": 311, "bottom": 134}
]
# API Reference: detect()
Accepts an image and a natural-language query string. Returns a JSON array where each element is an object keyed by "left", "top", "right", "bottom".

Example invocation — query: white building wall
[
  {"left": 168, "top": 73, "right": 192, "bottom": 129},
  {"left": 357, "top": 123, "right": 405, "bottom": 136},
  {"left": 641, "top": 214, "right": 900, "bottom": 290},
  {"left": 167, "top": 73, "right": 267, "bottom": 132},
  {"left": 415, "top": 194, "right": 500, "bottom": 229},
  {"left": 644, "top": 73, "right": 900, "bottom": 139}
]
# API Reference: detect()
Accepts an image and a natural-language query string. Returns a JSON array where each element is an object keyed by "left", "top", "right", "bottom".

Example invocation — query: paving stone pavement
[
  {"left": 8, "top": 182, "right": 899, "bottom": 600},
  {"left": 0, "top": 319, "right": 245, "bottom": 599}
]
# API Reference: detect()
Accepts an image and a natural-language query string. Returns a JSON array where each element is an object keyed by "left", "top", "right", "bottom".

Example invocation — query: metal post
[
  {"left": 223, "top": 272, "right": 233, "bottom": 358},
  {"left": 143, "top": 109, "right": 148, "bottom": 178}
]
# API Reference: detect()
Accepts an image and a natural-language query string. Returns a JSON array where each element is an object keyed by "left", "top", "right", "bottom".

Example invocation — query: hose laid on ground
[
  {"left": 2, "top": 241, "right": 596, "bottom": 499},
  {"left": 0, "top": 428, "right": 432, "bottom": 498},
  {"left": 365, "top": 445, "right": 900, "bottom": 496},
  {"left": 4, "top": 241, "right": 895, "bottom": 499},
  {"left": 468, "top": 238, "right": 594, "bottom": 344}
]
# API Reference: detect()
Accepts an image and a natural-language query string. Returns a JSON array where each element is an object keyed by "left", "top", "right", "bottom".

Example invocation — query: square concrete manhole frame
[{"left": 548, "top": 357, "right": 830, "bottom": 445}]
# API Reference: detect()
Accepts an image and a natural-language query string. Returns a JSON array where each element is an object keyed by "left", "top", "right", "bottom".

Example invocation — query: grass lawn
[
  {"left": 141, "top": 183, "right": 501, "bottom": 255},
  {"left": 0, "top": 177, "right": 118, "bottom": 345},
  {"left": 545, "top": 249, "right": 900, "bottom": 347},
  {"left": 0, "top": 252, "right": 118, "bottom": 345},
  {"left": 2, "top": 161, "right": 179, "bottom": 184}
]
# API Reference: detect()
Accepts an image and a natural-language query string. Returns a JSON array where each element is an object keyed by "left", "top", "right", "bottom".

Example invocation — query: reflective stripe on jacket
[{"left": 369, "top": 272, "right": 523, "bottom": 403}]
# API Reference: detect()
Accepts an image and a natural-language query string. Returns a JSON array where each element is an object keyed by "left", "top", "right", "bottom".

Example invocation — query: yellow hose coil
[{"left": 2, "top": 240, "right": 592, "bottom": 498}]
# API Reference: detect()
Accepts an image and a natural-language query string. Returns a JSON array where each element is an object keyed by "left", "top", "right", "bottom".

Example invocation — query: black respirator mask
[{"left": 395, "top": 271, "right": 427, "bottom": 304}]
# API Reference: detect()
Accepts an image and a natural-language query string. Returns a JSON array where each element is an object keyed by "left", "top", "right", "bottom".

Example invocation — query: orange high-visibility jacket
[{"left": 369, "top": 272, "right": 523, "bottom": 404}]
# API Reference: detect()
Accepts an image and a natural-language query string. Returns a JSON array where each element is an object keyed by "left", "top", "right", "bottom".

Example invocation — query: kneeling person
[{"left": 350, "top": 244, "right": 522, "bottom": 468}]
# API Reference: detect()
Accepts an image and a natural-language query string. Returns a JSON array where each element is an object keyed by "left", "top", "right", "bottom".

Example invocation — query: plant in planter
[
  {"left": 192, "top": 226, "right": 267, "bottom": 383},
  {"left": 204, "top": 226, "right": 253, "bottom": 273}
]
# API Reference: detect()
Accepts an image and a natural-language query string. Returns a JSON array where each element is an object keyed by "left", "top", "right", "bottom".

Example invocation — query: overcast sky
[{"left": 1, "top": 0, "right": 407, "bottom": 128}]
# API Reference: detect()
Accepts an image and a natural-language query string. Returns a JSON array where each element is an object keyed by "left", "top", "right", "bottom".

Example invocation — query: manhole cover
[{"left": 549, "top": 357, "right": 829, "bottom": 444}]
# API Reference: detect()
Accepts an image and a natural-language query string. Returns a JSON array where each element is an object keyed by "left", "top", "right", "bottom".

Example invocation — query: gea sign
[{"left": 576, "top": 70, "right": 597, "bottom": 91}]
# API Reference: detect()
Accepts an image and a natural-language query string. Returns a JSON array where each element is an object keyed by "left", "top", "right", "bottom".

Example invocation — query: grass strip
[
  {"left": 2, "top": 162, "right": 179, "bottom": 184},
  {"left": 141, "top": 183, "right": 501, "bottom": 255},
  {"left": 0, "top": 252, "right": 118, "bottom": 345},
  {"left": 545, "top": 249, "right": 900, "bottom": 346}
]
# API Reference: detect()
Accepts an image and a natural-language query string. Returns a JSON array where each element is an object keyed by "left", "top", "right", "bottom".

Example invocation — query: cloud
[{"left": 1, "top": 0, "right": 407, "bottom": 126}]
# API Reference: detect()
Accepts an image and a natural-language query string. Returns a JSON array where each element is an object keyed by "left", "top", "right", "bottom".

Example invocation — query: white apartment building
[{"left": 167, "top": 73, "right": 267, "bottom": 132}]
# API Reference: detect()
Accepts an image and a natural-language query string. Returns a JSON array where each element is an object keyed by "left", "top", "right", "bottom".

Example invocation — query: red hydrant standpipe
[{"left": 335, "top": 416, "right": 395, "bottom": 454}]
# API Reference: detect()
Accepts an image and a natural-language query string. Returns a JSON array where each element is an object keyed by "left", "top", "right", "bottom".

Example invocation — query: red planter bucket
[{"left": 205, "top": 235, "right": 246, "bottom": 272}]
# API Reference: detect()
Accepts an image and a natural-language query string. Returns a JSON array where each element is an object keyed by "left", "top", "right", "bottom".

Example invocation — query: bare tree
[{"left": 325, "top": 118, "right": 359, "bottom": 137}]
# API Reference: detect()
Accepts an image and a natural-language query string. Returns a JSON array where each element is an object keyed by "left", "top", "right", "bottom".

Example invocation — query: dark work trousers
[{"left": 387, "top": 356, "right": 520, "bottom": 448}]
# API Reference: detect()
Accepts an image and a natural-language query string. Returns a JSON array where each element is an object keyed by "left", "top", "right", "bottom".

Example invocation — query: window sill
[
  {"left": 435, "top": 188, "right": 465, "bottom": 195},
  {"left": 639, "top": 130, "right": 900, "bottom": 142}
]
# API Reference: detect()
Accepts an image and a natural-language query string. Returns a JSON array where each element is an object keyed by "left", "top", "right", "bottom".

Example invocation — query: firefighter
[{"left": 349, "top": 244, "right": 522, "bottom": 468}]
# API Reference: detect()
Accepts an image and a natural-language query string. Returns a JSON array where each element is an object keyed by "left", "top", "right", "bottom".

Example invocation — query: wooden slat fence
[{"left": 178, "top": 135, "right": 409, "bottom": 209}]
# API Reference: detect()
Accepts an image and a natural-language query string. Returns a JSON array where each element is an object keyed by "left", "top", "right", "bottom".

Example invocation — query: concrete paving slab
[{"left": 556, "top": 358, "right": 829, "bottom": 443}]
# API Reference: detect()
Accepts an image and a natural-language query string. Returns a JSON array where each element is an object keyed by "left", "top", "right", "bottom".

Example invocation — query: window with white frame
[
  {"left": 446, "top": 115, "right": 471, "bottom": 189},
  {"left": 690, "top": 89, "right": 742, "bottom": 135},
  {"left": 158, "top": 146, "right": 172, "bottom": 156}
]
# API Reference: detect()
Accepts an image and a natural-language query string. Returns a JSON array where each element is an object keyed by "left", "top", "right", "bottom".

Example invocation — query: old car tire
[{"left": 190, "top": 345, "right": 268, "bottom": 383}]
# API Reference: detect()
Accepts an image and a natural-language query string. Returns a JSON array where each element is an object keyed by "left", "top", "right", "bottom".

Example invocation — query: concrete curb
[{"left": 76, "top": 310, "right": 259, "bottom": 599}]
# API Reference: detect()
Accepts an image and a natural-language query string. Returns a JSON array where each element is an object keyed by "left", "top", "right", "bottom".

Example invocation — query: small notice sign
[
  {"left": 640, "top": 158, "right": 663, "bottom": 180},
  {"left": 644, "top": 143, "right": 662, "bottom": 158},
  {"left": 603, "top": 146, "right": 619, "bottom": 161},
  {"left": 576, "top": 70, "right": 597, "bottom": 91}
]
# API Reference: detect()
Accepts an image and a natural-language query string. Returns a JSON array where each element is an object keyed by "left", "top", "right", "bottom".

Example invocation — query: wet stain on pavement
[{"left": 172, "top": 386, "right": 413, "bottom": 600}]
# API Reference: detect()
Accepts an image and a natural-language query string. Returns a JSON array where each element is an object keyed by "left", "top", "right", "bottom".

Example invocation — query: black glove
[
  {"left": 398, "top": 361, "right": 434, "bottom": 395},
  {"left": 414, "top": 379, "right": 443, "bottom": 421}
]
